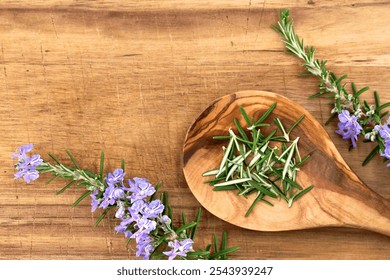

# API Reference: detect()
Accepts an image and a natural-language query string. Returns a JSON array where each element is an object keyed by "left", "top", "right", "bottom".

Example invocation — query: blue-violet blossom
[
  {"left": 374, "top": 117, "right": 390, "bottom": 166},
  {"left": 163, "top": 238, "right": 194, "bottom": 260},
  {"left": 12, "top": 144, "right": 43, "bottom": 183},
  {"left": 336, "top": 110, "right": 363, "bottom": 148}
]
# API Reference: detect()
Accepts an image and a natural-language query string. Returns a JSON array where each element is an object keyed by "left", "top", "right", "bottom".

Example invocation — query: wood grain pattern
[
  {"left": 0, "top": 1, "right": 390, "bottom": 259},
  {"left": 183, "top": 91, "right": 390, "bottom": 235}
]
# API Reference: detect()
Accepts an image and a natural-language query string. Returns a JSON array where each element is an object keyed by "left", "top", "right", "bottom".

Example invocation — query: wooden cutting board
[{"left": 0, "top": 0, "right": 389, "bottom": 259}]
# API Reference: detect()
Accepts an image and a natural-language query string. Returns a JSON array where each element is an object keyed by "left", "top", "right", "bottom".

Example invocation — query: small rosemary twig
[
  {"left": 272, "top": 9, "right": 390, "bottom": 166},
  {"left": 13, "top": 144, "right": 239, "bottom": 260}
]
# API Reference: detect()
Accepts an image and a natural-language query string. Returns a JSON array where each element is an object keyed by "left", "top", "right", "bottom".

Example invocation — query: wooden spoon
[{"left": 183, "top": 90, "right": 390, "bottom": 236}]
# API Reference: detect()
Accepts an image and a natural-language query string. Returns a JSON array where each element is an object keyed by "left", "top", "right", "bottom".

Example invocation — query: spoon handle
[
  {"left": 317, "top": 167, "right": 390, "bottom": 236},
  {"left": 345, "top": 189, "right": 390, "bottom": 236}
]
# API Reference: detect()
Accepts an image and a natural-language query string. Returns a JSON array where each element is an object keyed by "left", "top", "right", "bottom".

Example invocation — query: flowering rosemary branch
[
  {"left": 13, "top": 144, "right": 239, "bottom": 260},
  {"left": 272, "top": 9, "right": 390, "bottom": 166}
]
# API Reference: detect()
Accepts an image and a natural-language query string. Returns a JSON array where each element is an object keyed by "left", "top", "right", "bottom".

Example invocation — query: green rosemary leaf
[
  {"left": 121, "top": 158, "right": 125, "bottom": 170},
  {"left": 205, "top": 244, "right": 212, "bottom": 252},
  {"left": 260, "top": 198, "right": 274, "bottom": 207},
  {"left": 202, "top": 169, "right": 219, "bottom": 176},
  {"left": 71, "top": 190, "right": 92, "bottom": 208},
  {"left": 150, "top": 181, "right": 162, "bottom": 201},
  {"left": 190, "top": 208, "right": 202, "bottom": 240},
  {"left": 245, "top": 192, "right": 264, "bottom": 217},
  {"left": 271, "top": 23, "right": 283, "bottom": 35},
  {"left": 325, "top": 113, "right": 337, "bottom": 125},
  {"left": 248, "top": 151, "right": 262, "bottom": 168},
  {"left": 234, "top": 118, "right": 249, "bottom": 142},
  {"left": 240, "top": 106, "right": 252, "bottom": 126},
  {"left": 77, "top": 181, "right": 89, "bottom": 187},
  {"left": 269, "top": 180, "right": 288, "bottom": 203},
  {"left": 355, "top": 86, "right": 369, "bottom": 97},
  {"left": 149, "top": 181, "right": 162, "bottom": 201},
  {"left": 150, "top": 253, "right": 165, "bottom": 260},
  {"left": 362, "top": 145, "right": 380, "bottom": 166},
  {"left": 83, "top": 169, "right": 96, "bottom": 178},
  {"left": 217, "top": 136, "right": 234, "bottom": 177},
  {"left": 254, "top": 102, "right": 277, "bottom": 126},
  {"left": 381, "top": 111, "right": 389, "bottom": 119},
  {"left": 213, "top": 185, "right": 237, "bottom": 191},
  {"left": 363, "top": 100, "right": 370, "bottom": 110},
  {"left": 274, "top": 118, "right": 289, "bottom": 141},
  {"left": 262, "top": 129, "right": 277, "bottom": 143},
  {"left": 48, "top": 152, "right": 61, "bottom": 165},
  {"left": 204, "top": 177, "right": 226, "bottom": 185},
  {"left": 351, "top": 82, "right": 357, "bottom": 96},
  {"left": 181, "top": 212, "right": 187, "bottom": 226},
  {"left": 65, "top": 149, "right": 81, "bottom": 169},
  {"left": 99, "top": 151, "right": 104, "bottom": 179},
  {"left": 213, "top": 135, "right": 231, "bottom": 140},
  {"left": 287, "top": 114, "right": 305, "bottom": 135},
  {"left": 234, "top": 135, "right": 256, "bottom": 145},
  {"left": 377, "top": 102, "right": 390, "bottom": 113},
  {"left": 292, "top": 185, "right": 314, "bottom": 204},
  {"left": 247, "top": 181, "right": 278, "bottom": 198},
  {"left": 210, "top": 246, "right": 240, "bottom": 260},
  {"left": 56, "top": 180, "right": 76, "bottom": 195},
  {"left": 335, "top": 97, "right": 341, "bottom": 112},
  {"left": 214, "top": 178, "right": 251, "bottom": 187},
  {"left": 282, "top": 138, "right": 299, "bottom": 179},
  {"left": 167, "top": 205, "right": 173, "bottom": 221},
  {"left": 46, "top": 174, "right": 61, "bottom": 185},
  {"left": 335, "top": 74, "right": 348, "bottom": 85},
  {"left": 94, "top": 207, "right": 112, "bottom": 226},
  {"left": 293, "top": 153, "right": 312, "bottom": 168},
  {"left": 213, "top": 234, "right": 218, "bottom": 254},
  {"left": 221, "top": 231, "right": 227, "bottom": 252},
  {"left": 161, "top": 192, "right": 169, "bottom": 216},
  {"left": 374, "top": 91, "right": 381, "bottom": 109},
  {"left": 153, "top": 232, "right": 171, "bottom": 249},
  {"left": 273, "top": 168, "right": 303, "bottom": 190},
  {"left": 186, "top": 251, "right": 211, "bottom": 258}
]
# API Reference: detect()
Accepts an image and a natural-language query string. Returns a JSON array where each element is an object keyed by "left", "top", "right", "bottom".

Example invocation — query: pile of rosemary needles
[{"left": 203, "top": 103, "right": 313, "bottom": 217}]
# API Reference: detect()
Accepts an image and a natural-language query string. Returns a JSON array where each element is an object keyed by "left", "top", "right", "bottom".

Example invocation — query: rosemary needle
[{"left": 203, "top": 104, "right": 313, "bottom": 216}]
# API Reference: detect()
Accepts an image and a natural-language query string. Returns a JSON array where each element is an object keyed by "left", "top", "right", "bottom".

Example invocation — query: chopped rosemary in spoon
[{"left": 203, "top": 103, "right": 314, "bottom": 216}]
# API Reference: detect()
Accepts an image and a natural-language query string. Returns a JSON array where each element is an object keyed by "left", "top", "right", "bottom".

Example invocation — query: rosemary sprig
[
  {"left": 203, "top": 105, "right": 313, "bottom": 215},
  {"left": 13, "top": 145, "right": 238, "bottom": 260},
  {"left": 273, "top": 9, "right": 390, "bottom": 166}
]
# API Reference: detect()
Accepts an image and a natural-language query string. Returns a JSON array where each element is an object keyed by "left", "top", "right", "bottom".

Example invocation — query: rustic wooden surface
[{"left": 0, "top": 0, "right": 389, "bottom": 260}]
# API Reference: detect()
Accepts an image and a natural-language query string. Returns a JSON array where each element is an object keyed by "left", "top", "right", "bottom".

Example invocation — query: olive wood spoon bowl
[{"left": 183, "top": 90, "right": 390, "bottom": 236}]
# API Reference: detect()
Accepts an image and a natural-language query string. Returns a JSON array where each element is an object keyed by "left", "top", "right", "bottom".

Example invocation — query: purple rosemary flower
[
  {"left": 131, "top": 217, "right": 157, "bottom": 242},
  {"left": 161, "top": 215, "right": 171, "bottom": 224},
  {"left": 374, "top": 118, "right": 390, "bottom": 140},
  {"left": 115, "top": 205, "right": 126, "bottom": 219},
  {"left": 136, "top": 235, "right": 155, "bottom": 260},
  {"left": 90, "top": 190, "right": 101, "bottom": 212},
  {"left": 99, "top": 169, "right": 127, "bottom": 209},
  {"left": 99, "top": 186, "right": 125, "bottom": 209},
  {"left": 163, "top": 238, "right": 194, "bottom": 260},
  {"left": 142, "top": 199, "right": 164, "bottom": 219},
  {"left": 374, "top": 118, "right": 390, "bottom": 166},
  {"left": 382, "top": 140, "right": 390, "bottom": 163},
  {"left": 115, "top": 216, "right": 134, "bottom": 237},
  {"left": 127, "top": 177, "right": 156, "bottom": 203},
  {"left": 336, "top": 110, "right": 363, "bottom": 148},
  {"left": 106, "top": 168, "right": 125, "bottom": 187},
  {"left": 12, "top": 144, "right": 34, "bottom": 160},
  {"left": 12, "top": 144, "right": 43, "bottom": 183}
]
